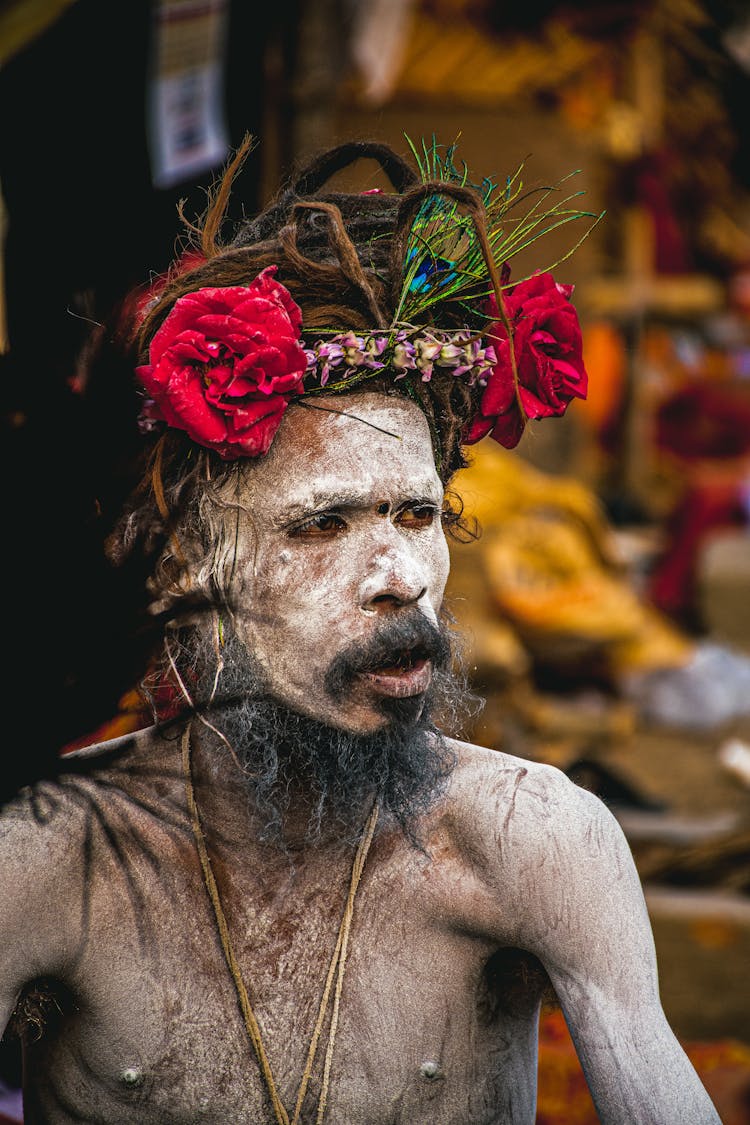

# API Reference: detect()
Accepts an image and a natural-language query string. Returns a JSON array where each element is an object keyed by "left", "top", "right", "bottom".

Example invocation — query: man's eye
[
  {"left": 396, "top": 504, "right": 437, "bottom": 529},
  {"left": 289, "top": 513, "right": 346, "bottom": 538}
]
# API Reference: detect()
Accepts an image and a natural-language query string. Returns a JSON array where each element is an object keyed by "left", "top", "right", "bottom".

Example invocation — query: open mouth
[{"left": 359, "top": 646, "right": 433, "bottom": 697}]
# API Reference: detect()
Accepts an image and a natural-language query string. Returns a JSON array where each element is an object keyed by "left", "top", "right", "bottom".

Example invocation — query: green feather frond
[
  {"left": 406, "top": 133, "right": 495, "bottom": 203},
  {"left": 397, "top": 134, "right": 603, "bottom": 325}
]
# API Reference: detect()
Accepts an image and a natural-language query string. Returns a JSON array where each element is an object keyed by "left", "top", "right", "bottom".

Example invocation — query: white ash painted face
[{"left": 229, "top": 393, "right": 450, "bottom": 733}]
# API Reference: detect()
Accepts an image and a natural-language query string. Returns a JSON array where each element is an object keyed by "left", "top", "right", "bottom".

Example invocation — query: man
[{"left": 1, "top": 138, "right": 721, "bottom": 1123}]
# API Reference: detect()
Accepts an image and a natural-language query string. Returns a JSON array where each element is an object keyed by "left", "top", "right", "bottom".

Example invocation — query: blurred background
[{"left": 1, "top": 0, "right": 750, "bottom": 1121}]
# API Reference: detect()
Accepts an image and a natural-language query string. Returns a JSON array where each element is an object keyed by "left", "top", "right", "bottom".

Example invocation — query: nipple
[{"left": 121, "top": 1067, "right": 144, "bottom": 1088}]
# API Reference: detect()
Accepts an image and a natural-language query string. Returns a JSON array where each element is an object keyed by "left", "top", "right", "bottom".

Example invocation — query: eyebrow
[{"left": 275, "top": 488, "right": 443, "bottom": 527}]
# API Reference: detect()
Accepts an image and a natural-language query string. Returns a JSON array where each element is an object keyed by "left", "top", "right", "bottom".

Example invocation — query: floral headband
[{"left": 136, "top": 140, "right": 597, "bottom": 461}]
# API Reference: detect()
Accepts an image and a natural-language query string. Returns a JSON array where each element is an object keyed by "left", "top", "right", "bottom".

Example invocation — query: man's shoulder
[
  {"left": 442, "top": 737, "right": 618, "bottom": 854},
  {"left": 446, "top": 736, "right": 587, "bottom": 805},
  {"left": 0, "top": 724, "right": 175, "bottom": 853},
  {"left": 437, "top": 738, "right": 634, "bottom": 931},
  {"left": 62, "top": 723, "right": 162, "bottom": 768}
]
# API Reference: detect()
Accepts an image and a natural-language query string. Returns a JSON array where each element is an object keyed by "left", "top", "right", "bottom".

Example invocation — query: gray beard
[{"left": 159, "top": 613, "right": 480, "bottom": 845}]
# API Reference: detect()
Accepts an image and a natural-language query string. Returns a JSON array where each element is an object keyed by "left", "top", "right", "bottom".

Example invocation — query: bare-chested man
[{"left": 1, "top": 138, "right": 721, "bottom": 1123}]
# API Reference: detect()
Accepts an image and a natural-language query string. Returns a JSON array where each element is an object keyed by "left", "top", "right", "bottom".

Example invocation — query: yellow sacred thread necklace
[{"left": 182, "top": 722, "right": 379, "bottom": 1125}]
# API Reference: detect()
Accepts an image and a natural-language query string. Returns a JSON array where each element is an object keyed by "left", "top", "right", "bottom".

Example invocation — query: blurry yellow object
[
  {"left": 457, "top": 435, "right": 620, "bottom": 562},
  {"left": 449, "top": 441, "right": 693, "bottom": 676},
  {"left": 0, "top": 0, "right": 78, "bottom": 66},
  {"left": 447, "top": 535, "right": 531, "bottom": 682},
  {"left": 482, "top": 515, "right": 644, "bottom": 647},
  {"left": 608, "top": 604, "right": 694, "bottom": 677}
]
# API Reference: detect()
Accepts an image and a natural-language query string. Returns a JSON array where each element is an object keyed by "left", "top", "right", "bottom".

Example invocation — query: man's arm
[
  {"left": 0, "top": 783, "right": 83, "bottom": 1038},
  {"left": 488, "top": 758, "right": 721, "bottom": 1124}
]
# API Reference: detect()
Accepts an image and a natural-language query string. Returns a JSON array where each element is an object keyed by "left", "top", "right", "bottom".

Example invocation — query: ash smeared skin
[
  {"left": 228, "top": 395, "right": 450, "bottom": 733},
  {"left": 0, "top": 396, "right": 720, "bottom": 1123}
]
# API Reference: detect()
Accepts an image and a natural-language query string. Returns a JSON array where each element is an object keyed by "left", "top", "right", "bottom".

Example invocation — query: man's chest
[{"left": 22, "top": 836, "right": 543, "bottom": 1124}]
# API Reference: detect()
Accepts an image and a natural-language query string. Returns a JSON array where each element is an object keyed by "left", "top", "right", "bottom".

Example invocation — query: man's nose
[{"left": 359, "top": 545, "right": 429, "bottom": 614}]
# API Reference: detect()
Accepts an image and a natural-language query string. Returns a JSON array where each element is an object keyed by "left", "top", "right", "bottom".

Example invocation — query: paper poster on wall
[{"left": 147, "top": 0, "right": 230, "bottom": 190}]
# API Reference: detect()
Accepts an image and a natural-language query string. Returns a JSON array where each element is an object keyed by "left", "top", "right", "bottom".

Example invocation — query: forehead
[{"left": 241, "top": 393, "right": 442, "bottom": 519}]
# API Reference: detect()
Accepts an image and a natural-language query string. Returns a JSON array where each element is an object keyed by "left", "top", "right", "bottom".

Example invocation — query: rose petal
[
  {"left": 490, "top": 409, "right": 526, "bottom": 448},
  {"left": 463, "top": 414, "right": 494, "bottom": 444}
]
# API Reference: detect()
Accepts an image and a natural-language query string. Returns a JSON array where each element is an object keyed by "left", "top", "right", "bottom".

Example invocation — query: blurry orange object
[
  {"left": 537, "top": 1008, "right": 598, "bottom": 1124},
  {"left": 578, "top": 320, "right": 626, "bottom": 432},
  {"left": 61, "top": 688, "right": 148, "bottom": 754},
  {"left": 537, "top": 1007, "right": 750, "bottom": 1124}
]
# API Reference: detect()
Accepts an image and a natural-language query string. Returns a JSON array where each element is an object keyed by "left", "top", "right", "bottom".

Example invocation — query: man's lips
[{"left": 358, "top": 657, "right": 432, "bottom": 698}]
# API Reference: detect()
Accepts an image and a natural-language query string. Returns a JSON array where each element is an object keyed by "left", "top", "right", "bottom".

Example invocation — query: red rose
[
  {"left": 136, "top": 266, "right": 307, "bottom": 459},
  {"left": 465, "top": 272, "right": 588, "bottom": 449}
]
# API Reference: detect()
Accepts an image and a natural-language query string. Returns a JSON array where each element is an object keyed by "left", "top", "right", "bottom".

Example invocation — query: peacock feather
[{"left": 393, "top": 134, "right": 603, "bottom": 327}]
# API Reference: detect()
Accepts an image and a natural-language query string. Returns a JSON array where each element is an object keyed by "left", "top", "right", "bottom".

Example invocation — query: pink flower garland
[{"left": 135, "top": 267, "right": 588, "bottom": 459}]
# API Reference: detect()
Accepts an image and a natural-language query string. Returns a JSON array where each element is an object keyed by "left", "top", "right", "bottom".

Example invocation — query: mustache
[{"left": 324, "top": 610, "right": 452, "bottom": 703}]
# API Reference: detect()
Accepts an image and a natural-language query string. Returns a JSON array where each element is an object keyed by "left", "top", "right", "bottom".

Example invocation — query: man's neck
[
  {"left": 181, "top": 717, "right": 379, "bottom": 856},
  {"left": 163, "top": 665, "right": 458, "bottom": 854}
]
